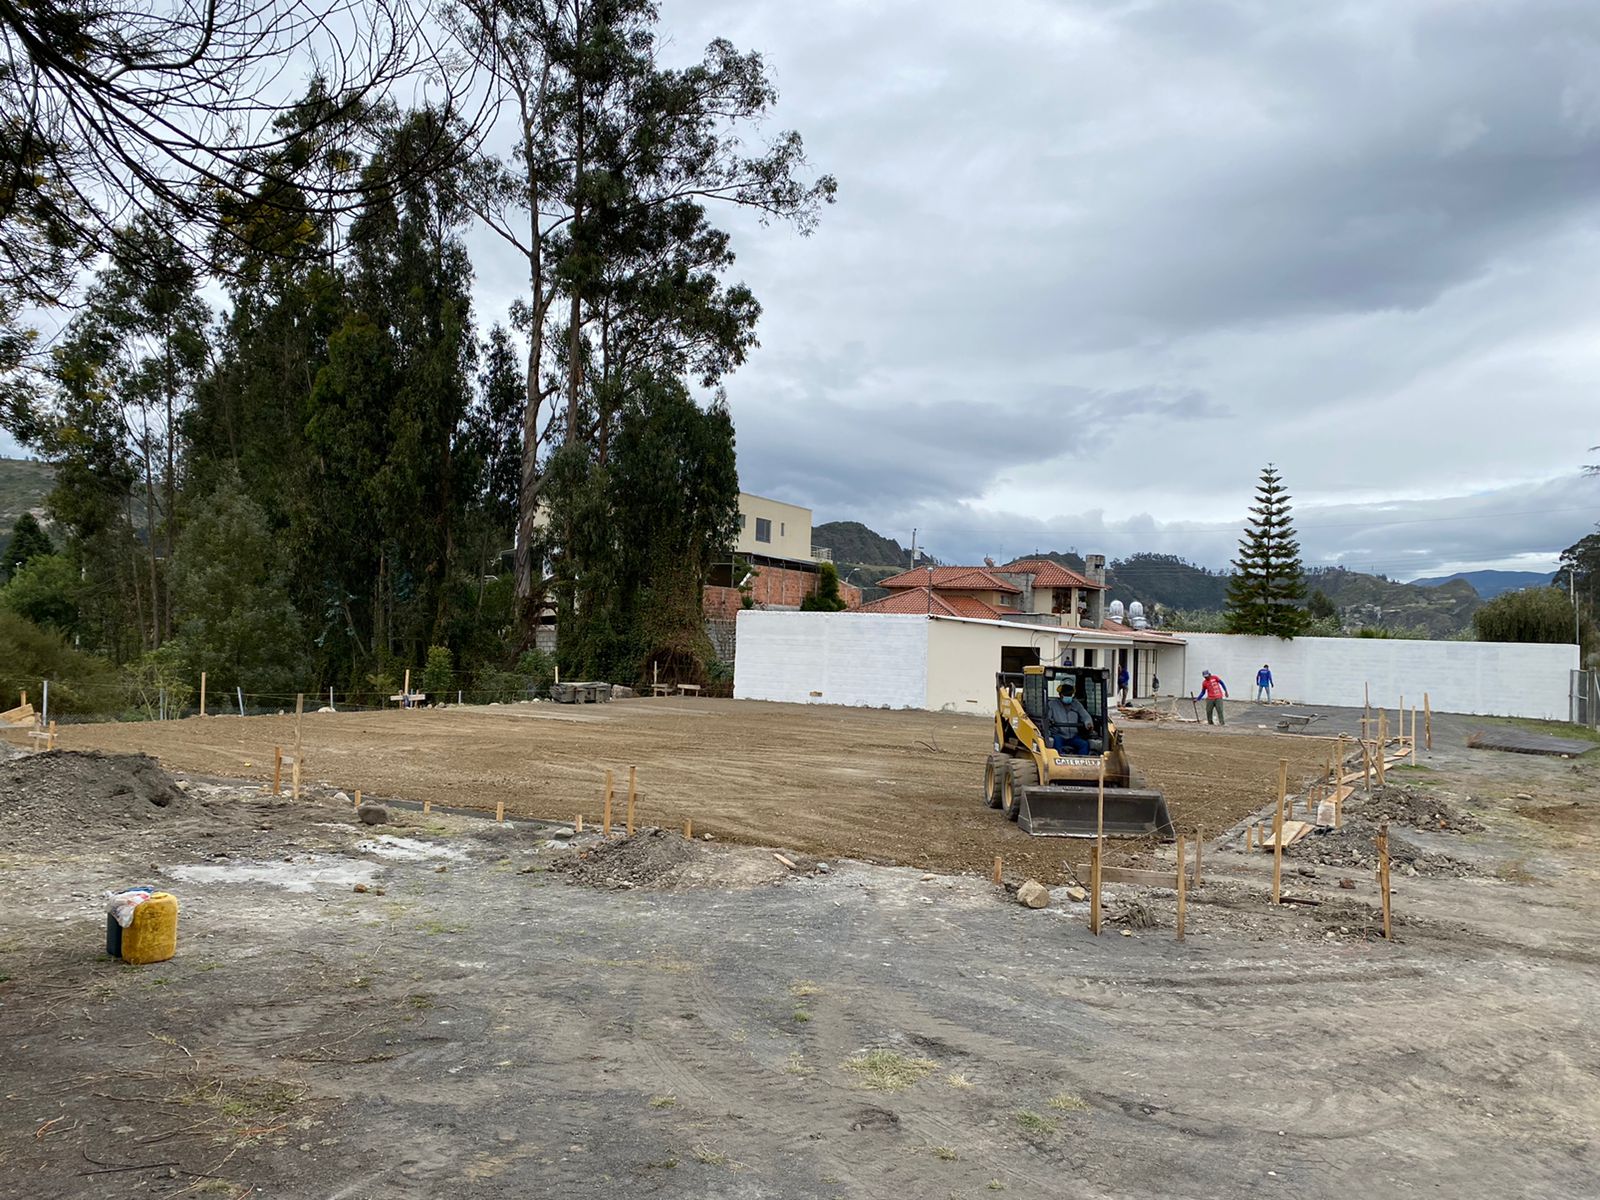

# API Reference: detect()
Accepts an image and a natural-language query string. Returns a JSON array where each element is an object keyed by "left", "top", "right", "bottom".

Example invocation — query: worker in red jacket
[{"left": 1196, "top": 670, "right": 1228, "bottom": 726}]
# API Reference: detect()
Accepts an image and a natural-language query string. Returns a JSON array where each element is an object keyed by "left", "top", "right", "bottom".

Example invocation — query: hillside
[
  {"left": 1409, "top": 569, "right": 1556, "bottom": 598},
  {"left": 1307, "top": 568, "right": 1480, "bottom": 637},
  {"left": 0, "top": 457, "right": 52, "bottom": 532},
  {"left": 812, "top": 520, "right": 905, "bottom": 567}
]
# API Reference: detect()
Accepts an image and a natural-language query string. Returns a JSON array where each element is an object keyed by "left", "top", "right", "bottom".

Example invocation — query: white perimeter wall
[
  {"left": 1180, "top": 632, "right": 1577, "bottom": 719},
  {"left": 733, "top": 611, "right": 929, "bottom": 708}
]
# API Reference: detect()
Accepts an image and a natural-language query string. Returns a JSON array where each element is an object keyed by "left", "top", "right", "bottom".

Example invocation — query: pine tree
[{"left": 1224, "top": 464, "right": 1309, "bottom": 637}]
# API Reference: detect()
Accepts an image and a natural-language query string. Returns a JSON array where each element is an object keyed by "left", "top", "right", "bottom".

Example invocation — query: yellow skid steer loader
[{"left": 982, "top": 665, "right": 1174, "bottom": 838}]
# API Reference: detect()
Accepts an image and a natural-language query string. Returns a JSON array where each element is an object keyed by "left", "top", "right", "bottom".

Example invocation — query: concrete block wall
[
  {"left": 733, "top": 611, "right": 928, "bottom": 708},
  {"left": 1180, "top": 632, "right": 1577, "bottom": 719}
]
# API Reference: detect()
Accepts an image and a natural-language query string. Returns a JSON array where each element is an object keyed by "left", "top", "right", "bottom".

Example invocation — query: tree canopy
[{"left": 1224, "top": 464, "right": 1309, "bottom": 638}]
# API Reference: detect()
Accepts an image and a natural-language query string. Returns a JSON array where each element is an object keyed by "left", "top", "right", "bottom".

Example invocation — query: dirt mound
[
  {"left": 0, "top": 751, "right": 191, "bottom": 833},
  {"left": 551, "top": 828, "right": 792, "bottom": 890},
  {"left": 1348, "top": 784, "right": 1484, "bottom": 833},
  {"left": 1286, "top": 818, "right": 1475, "bottom": 877}
]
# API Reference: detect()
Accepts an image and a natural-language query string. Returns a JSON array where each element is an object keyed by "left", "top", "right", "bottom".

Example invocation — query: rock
[
  {"left": 353, "top": 883, "right": 369, "bottom": 893},
  {"left": 816, "top": 862, "right": 831, "bottom": 873},
  {"left": 1063, "top": 885, "right": 1089, "bottom": 902},
  {"left": 1016, "top": 880, "right": 1051, "bottom": 909},
  {"left": 1120, "top": 929, "right": 1133, "bottom": 937},
  {"left": 1338, "top": 878, "right": 1355, "bottom": 890},
  {"left": 357, "top": 802, "right": 390, "bottom": 825},
  {"left": 551, "top": 827, "right": 575, "bottom": 840},
  {"left": 317, "top": 706, "right": 335, "bottom": 714},
  {"left": 435, "top": 865, "right": 448, "bottom": 873},
  {"left": 920, "top": 873, "right": 937, "bottom": 882},
  {"left": 611, "top": 685, "right": 636, "bottom": 699},
  {"left": 333, "top": 790, "right": 350, "bottom": 804},
  {"left": 702, "top": 833, "right": 713, "bottom": 841}
]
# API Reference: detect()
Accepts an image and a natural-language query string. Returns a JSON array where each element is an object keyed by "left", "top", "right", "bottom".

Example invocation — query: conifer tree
[{"left": 1224, "top": 464, "right": 1309, "bottom": 637}]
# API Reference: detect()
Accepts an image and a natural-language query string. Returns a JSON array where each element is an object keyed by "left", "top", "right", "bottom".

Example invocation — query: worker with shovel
[{"left": 1196, "top": 670, "right": 1228, "bottom": 726}]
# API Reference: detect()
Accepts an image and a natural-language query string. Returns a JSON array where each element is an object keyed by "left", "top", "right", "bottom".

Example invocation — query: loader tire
[
  {"left": 1001, "top": 758, "right": 1039, "bottom": 823},
  {"left": 982, "top": 755, "right": 1006, "bottom": 809}
]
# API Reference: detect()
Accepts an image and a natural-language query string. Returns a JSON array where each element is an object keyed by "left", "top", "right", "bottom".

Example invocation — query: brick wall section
[{"left": 703, "top": 566, "right": 861, "bottom": 618}]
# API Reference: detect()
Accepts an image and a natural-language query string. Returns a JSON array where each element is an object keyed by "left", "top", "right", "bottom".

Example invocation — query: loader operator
[{"left": 1047, "top": 681, "right": 1095, "bottom": 755}]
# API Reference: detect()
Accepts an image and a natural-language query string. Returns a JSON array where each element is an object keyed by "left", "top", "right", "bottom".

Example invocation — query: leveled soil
[
  {"left": 32, "top": 699, "right": 1334, "bottom": 884},
  {"left": 4, "top": 711, "right": 1600, "bottom": 1198}
]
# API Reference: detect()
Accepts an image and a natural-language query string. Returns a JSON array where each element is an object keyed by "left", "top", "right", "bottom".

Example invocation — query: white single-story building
[
  {"left": 732, "top": 611, "right": 1583, "bottom": 721},
  {"left": 732, "top": 611, "right": 1187, "bottom": 715}
]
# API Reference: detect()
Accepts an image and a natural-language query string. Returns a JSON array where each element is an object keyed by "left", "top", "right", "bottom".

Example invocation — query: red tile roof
[
  {"left": 998, "top": 559, "right": 1104, "bottom": 590},
  {"left": 1096, "top": 619, "right": 1183, "bottom": 643},
  {"left": 875, "top": 566, "right": 1021, "bottom": 594},
  {"left": 855, "top": 589, "right": 1003, "bottom": 619}
]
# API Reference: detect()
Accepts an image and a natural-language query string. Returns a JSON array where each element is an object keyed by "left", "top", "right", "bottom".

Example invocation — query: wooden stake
[
  {"left": 1411, "top": 708, "right": 1419, "bottom": 765},
  {"left": 602, "top": 769, "right": 614, "bottom": 835},
  {"left": 1378, "top": 820, "right": 1393, "bottom": 940},
  {"left": 1362, "top": 736, "right": 1372, "bottom": 791},
  {"left": 992, "top": 855, "right": 1003, "bottom": 885},
  {"left": 1364, "top": 681, "right": 1370, "bottom": 726},
  {"left": 291, "top": 756, "right": 301, "bottom": 801},
  {"left": 1089, "top": 843, "right": 1102, "bottom": 935},
  {"left": 575, "top": 813, "right": 583, "bottom": 833},
  {"left": 1272, "top": 758, "right": 1287, "bottom": 905},
  {"left": 1175, "top": 835, "right": 1187, "bottom": 941},
  {"left": 1376, "top": 711, "right": 1387, "bottom": 785},
  {"left": 1096, "top": 753, "right": 1106, "bottom": 844},
  {"left": 272, "top": 746, "right": 282, "bottom": 796},
  {"left": 683, "top": 818, "right": 693, "bottom": 839},
  {"left": 1193, "top": 826, "right": 1203, "bottom": 886},
  {"left": 403, "top": 668, "right": 411, "bottom": 709},
  {"left": 496, "top": 800, "right": 505, "bottom": 823},
  {"left": 1424, "top": 692, "right": 1432, "bottom": 750},
  {"left": 354, "top": 789, "right": 361, "bottom": 810},
  {"left": 48, "top": 719, "right": 56, "bottom": 750},
  {"left": 199, "top": 671, "right": 206, "bottom": 718},
  {"left": 626, "top": 765, "right": 637, "bottom": 834},
  {"left": 423, "top": 796, "right": 431, "bottom": 815}
]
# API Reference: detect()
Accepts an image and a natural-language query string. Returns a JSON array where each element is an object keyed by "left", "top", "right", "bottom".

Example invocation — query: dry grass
[{"left": 842, "top": 1049, "right": 938, "bottom": 1092}]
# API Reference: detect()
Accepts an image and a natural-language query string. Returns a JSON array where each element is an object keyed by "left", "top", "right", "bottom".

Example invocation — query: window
[
  {"left": 780, "top": 522, "right": 785, "bottom": 537},
  {"left": 755, "top": 517, "right": 772, "bottom": 543},
  {"left": 740, "top": 513, "right": 746, "bottom": 529}
]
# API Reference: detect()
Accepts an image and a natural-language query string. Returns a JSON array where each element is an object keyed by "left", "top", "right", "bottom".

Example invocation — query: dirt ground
[
  {"left": 4, "top": 707, "right": 1600, "bottom": 1198},
  {"left": 26, "top": 698, "right": 1336, "bottom": 883}
]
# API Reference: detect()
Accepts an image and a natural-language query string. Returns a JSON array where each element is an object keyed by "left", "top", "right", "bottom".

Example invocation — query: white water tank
[
  {"left": 1108, "top": 599, "right": 1125, "bottom": 623},
  {"left": 1129, "top": 601, "right": 1148, "bottom": 630}
]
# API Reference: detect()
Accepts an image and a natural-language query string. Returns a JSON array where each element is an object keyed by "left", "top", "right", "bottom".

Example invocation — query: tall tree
[
  {"left": 168, "top": 466, "right": 304, "bottom": 694},
  {"left": 1224, "top": 463, "right": 1309, "bottom": 637},
  {"left": 1474, "top": 586, "right": 1586, "bottom": 649},
  {"left": 449, "top": 0, "right": 834, "bottom": 625},
  {"left": 3, "top": 512, "right": 53, "bottom": 579}
]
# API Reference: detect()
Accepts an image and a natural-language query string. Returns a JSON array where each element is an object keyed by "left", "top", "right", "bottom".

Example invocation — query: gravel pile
[
  {"left": 1287, "top": 818, "right": 1477, "bottom": 877},
  {"left": 1347, "top": 784, "right": 1484, "bottom": 834},
  {"left": 551, "top": 828, "right": 711, "bottom": 890},
  {"left": 0, "top": 751, "right": 190, "bottom": 826}
]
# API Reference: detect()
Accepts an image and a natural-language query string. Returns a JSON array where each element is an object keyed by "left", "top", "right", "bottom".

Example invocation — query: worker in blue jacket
[{"left": 1255, "top": 663, "right": 1273, "bottom": 702}]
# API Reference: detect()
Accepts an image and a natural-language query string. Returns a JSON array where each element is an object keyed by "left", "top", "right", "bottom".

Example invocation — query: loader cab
[{"left": 1020, "top": 665, "right": 1108, "bottom": 754}]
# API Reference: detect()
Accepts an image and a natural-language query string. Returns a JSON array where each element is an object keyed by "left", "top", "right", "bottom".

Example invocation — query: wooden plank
[
  {"left": 1, "top": 702, "right": 34, "bottom": 726},
  {"left": 626, "top": 765, "right": 638, "bottom": 835},
  {"left": 1100, "top": 866, "right": 1197, "bottom": 887},
  {"left": 1193, "top": 826, "right": 1203, "bottom": 886},
  {"left": 1260, "top": 819, "right": 1313, "bottom": 849},
  {"left": 774, "top": 853, "right": 798, "bottom": 870},
  {"left": 602, "top": 769, "right": 614, "bottom": 835},
  {"left": 1424, "top": 692, "right": 1432, "bottom": 751}
]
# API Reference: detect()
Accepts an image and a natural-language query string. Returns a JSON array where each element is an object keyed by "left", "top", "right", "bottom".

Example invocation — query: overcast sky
[
  {"left": 11, "top": 0, "right": 1596, "bottom": 580},
  {"left": 616, "top": 0, "right": 1599, "bottom": 579}
]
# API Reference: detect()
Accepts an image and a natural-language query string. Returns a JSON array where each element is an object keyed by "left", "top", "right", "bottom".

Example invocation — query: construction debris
[{"left": 1015, "top": 880, "right": 1051, "bottom": 908}]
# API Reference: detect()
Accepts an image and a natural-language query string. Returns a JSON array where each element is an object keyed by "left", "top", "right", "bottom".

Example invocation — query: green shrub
[
  {"left": 0, "top": 611, "right": 121, "bottom": 716},
  {"left": 421, "top": 645, "right": 453, "bottom": 697}
]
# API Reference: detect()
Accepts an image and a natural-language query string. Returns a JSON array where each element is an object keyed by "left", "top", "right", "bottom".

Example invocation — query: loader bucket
[{"left": 1016, "top": 785, "right": 1174, "bottom": 838}]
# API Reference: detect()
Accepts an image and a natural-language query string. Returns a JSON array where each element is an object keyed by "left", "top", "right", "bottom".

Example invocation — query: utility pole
[
  {"left": 908, "top": 527, "right": 917, "bottom": 568},
  {"left": 926, "top": 565, "right": 934, "bottom": 616},
  {"left": 1573, "top": 566, "right": 1582, "bottom": 649}
]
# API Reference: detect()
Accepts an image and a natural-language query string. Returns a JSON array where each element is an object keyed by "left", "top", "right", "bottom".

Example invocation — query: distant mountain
[
  {"left": 820, "top": 519, "right": 1487, "bottom": 636},
  {"left": 1409, "top": 569, "right": 1557, "bottom": 599},
  {"left": 0, "top": 457, "right": 52, "bottom": 534},
  {"left": 812, "top": 521, "right": 906, "bottom": 567},
  {"left": 1305, "top": 568, "right": 1480, "bottom": 638}
]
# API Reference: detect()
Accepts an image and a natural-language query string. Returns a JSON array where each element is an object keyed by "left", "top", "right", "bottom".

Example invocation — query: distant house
[
  {"left": 703, "top": 492, "right": 862, "bottom": 662},
  {"left": 846, "top": 552, "right": 1181, "bottom": 698}
]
